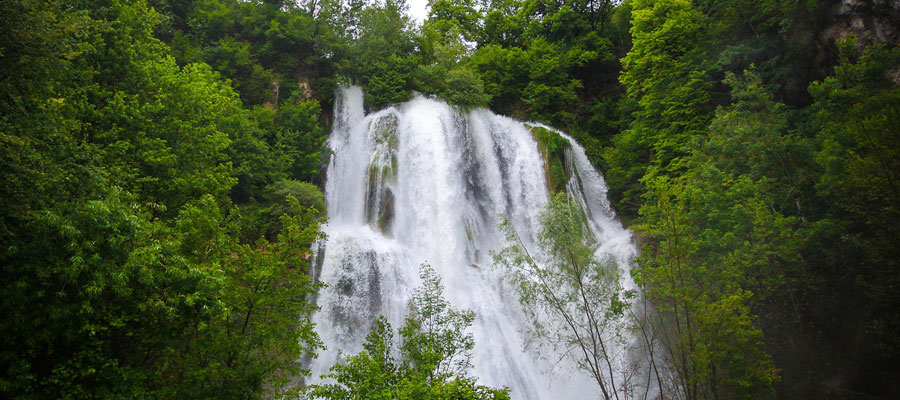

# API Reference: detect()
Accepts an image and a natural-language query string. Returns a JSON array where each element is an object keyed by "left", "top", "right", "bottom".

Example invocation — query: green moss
[
  {"left": 530, "top": 127, "right": 598, "bottom": 245},
  {"left": 374, "top": 113, "right": 400, "bottom": 151},
  {"left": 530, "top": 126, "right": 571, "bottom": 194},
  {"left": 365, "top": 114, "right": 400, "bottom": 234},
  {"left": 366, "top": 163, "right": 396, "bottom": 233}
]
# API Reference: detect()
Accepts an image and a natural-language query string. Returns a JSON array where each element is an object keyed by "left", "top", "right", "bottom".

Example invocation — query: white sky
[{"left": 406, "top": 0, "right": 429, "bottom": 23}]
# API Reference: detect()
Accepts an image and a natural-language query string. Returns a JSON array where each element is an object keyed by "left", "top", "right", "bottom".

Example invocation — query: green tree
[
  {"left": 625, "top": 68, "right": 813, "bottom": 400},
  {"left": 467, "top": 44, "right": 530, "bottom": 116},
  {"left": 809, "top": 39, "right": 900, "bottom": 362},
  {"left": 154, "top": 194, "right": 324, "bottom": 399},
  {"left": 96, "top": 60, "right": 238, "bottom": 213},
  {"left": 466, "top": 0, "right": 621, "bottom": 130},
  {"left": 274, "top": 95, "right": 328, "bottom": 182},
  {"left": 344, "top": 0, "right": 418, "bottom": 109},
  {"left": 494, "top": 193, "right": 633, "bottom": 400},
  {"left": 427, "top": 0, "right": 482, "bottom": 42},
  {"left": 414, "top": 24, "right": 491, "bottom": 109},
  {"left": 605, "top": 0, "right": 714, "bottom": 214},
  {"left": 308, "top": 264, "right": 509, "bottom": 400},
  {"left": 0, "top": 1, "right": 325, "bottom": 397},
  {"left": 633, "top": 174, "right": 779, "bottom": 400}
]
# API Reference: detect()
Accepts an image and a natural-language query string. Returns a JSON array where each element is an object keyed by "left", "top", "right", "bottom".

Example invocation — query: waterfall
[{"left": 309, "top": 87, "right": 642, "bottom": 399}]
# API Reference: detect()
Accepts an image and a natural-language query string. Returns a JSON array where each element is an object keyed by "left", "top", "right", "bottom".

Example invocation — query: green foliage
[
  {"left": 97, "top": 60, "right": 238, "bottom": 212},
  {"left": 634, "top": 173, "right": 781, "bottom": 400},
  {"left": 343, "top": 0, "right": 417, "bottom": 109},
  {"left": 530, "top": 126, "right": 572, "bottom": 193},
  {"left": 0, "top": 1, "right": 324, "bottom": 397},
  {"left": 164, "top": 194, "right": 324, "bottom": 399},
  {"left": 308, "top": 264, "right": 509, "bottom": 400},
  {"left": 399, "top": 264, "right": 476, "bottom": 378},
  {"left": 456, "top": 0, "right": 622, "bottom": 129},
  {"left": 266, "top": 180, "right": 327, "bottom": 217},
  {"left": 275, "top": 96, "right": 327, "bottom": 182},
  {"left": 414, "top": 25, "right": 491, "bottom": 109},
  {"left": 809, "top": 40, "right": 900, "bottom": 359},
  {"left": 467, "top": 45, "right": 530, "bottom": 115},
  {"left": 520, "top": 37, "right": 598, "bottom": 125},
  {"left": 470, "top": 31, "right": 612, "bottom": 125},
  {"left": 427, "top": 0, "right": 482, "bottom": 42},
  {"left": 184, "top": 0, "right": 339, "bottom": 106},
  {"left": 227, "top": 179, "right": 326, "bottom": 245},
  {"left": 309, "top": 316, "right": 400, "bottom": 399},
  {"left": 161, "top": 0, "right": 337, "bottom": 192},
  {"left": 625, "top": 66, "right": 828, "bottom": 399},
  {"left": 606, "top": 0, "right": 715, "bottom": 214},
  {"left": 600, "top": 0, "right": 900, "bottom": 395},
  {"left": 494, "top": 193, "right": 632, "bottom": 399}
]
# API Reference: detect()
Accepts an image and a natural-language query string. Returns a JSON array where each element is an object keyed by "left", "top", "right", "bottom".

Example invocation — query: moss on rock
[{"left": 530, "top": 126, "right": 571, "bottom": 194}]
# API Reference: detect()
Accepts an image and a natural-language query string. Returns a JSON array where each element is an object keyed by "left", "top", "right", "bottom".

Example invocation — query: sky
[{"left": 406, "top": 0, "right": 429, "bottom": 23}]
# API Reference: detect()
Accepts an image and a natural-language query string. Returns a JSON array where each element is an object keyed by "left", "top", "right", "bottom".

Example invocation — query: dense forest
[{"left": 1, "top": 0, "right": 898, "bottom": 399}]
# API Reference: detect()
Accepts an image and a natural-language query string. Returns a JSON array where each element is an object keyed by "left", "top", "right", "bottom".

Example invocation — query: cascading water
[{"left": 308, "top": 87, "right": 642, "bottom": 399}]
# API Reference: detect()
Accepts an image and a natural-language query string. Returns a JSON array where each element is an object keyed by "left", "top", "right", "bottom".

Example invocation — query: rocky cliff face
[{"left": 825, "top": 0, "right": 900, "bottom": 46}]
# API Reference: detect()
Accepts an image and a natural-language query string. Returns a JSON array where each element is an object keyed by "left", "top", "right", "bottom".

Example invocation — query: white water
[{"left": 309, "top": 87, "right": 641, "bottom": 399}]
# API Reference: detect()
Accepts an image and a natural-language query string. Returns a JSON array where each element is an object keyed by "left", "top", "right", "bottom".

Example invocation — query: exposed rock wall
[{"left": 825, "top": 0, "right": 900, "bottom": 46}]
